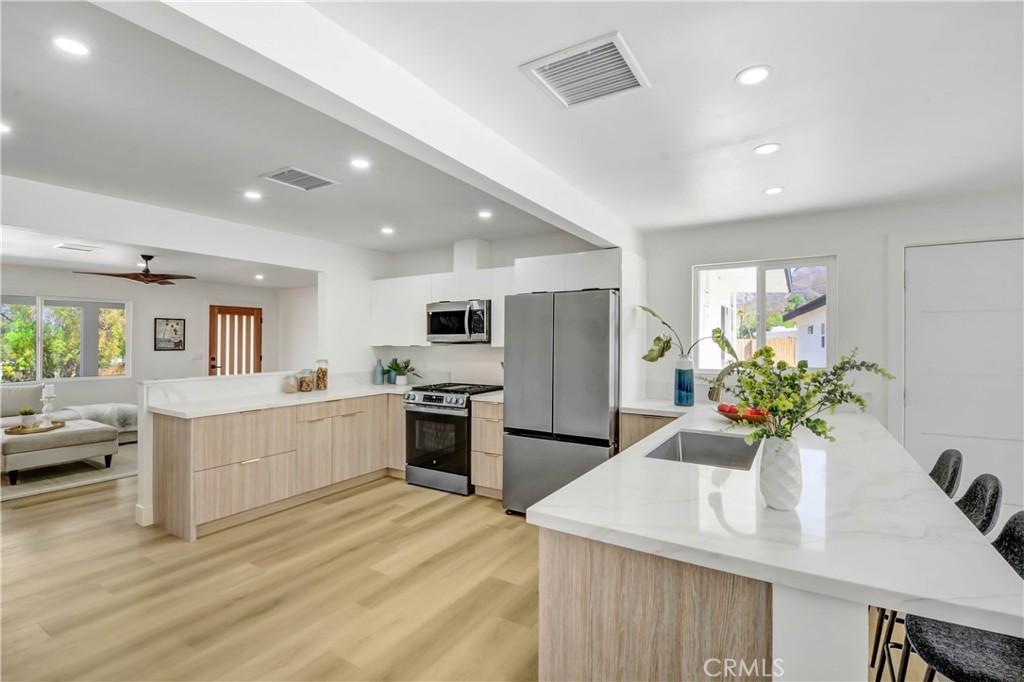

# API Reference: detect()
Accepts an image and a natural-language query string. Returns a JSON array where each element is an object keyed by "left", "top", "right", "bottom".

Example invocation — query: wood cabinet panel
[
  {"left": 296, "top": 400, "right": 341, "bottom": 423},
  {"left": 193, "top": 464, "right": 240, "bottom": 524},
  {"left": 473, "top": 401, "right": 503, "bottom": 420},
  {"left": 192, "top": 413, "right": 251, "bottom": 470},
  {"left": 249, "top": 406, "right": 297, "bottom": 457},
  {"left": 387, "top": 394, "right": 406, "bottom": 470},
  {"left": 238, "top": 452, "right": 295, "bottom": 513},
  {"left": 296, "top": 418, "right": 333, "bottom": 494},
  {"left": 471, "top": 417, "right": 503, "bottom": 455},
  {"left": 620, "top": 413, "right": 676, "bottom": 451},
  {"left": 471, "top": 451, "right": 502, "bottom": 490},
  {"left": 332, "top": 396, "right": 387, "bottom": 482}
]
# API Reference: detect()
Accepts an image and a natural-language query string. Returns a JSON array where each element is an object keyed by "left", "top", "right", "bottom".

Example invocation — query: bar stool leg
[
  {"left": 870, "top": 606, "right": 887, "bottom": 667},
  {"left": 896, "top": 632, "right": 912, "bottom": 682},
  {"left": 875, "top": 609, "right": 898, "bottom": 682}
]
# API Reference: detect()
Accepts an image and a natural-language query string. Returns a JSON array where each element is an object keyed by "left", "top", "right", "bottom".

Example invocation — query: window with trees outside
[
  {"left": 1, "top": 296, "right": 129, "bottom": 382},
  {"left": 693, "top": 257, "right": 835, "bottom": 371}
]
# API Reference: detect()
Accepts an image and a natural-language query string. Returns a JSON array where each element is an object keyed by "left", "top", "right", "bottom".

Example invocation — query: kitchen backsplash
[{"left": 373, "top": 345, "right": 504, "bottom": 386}]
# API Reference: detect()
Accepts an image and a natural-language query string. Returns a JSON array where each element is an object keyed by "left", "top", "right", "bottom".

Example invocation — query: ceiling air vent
[
  {"left": 54, "top": 243, "right": 102, "bottom": 252},
  {"left": 520, "top": 32, "right": 650, "bottom": 108},
  {"left": 263, "top": 167, "right": 336, "bottom": 191}
]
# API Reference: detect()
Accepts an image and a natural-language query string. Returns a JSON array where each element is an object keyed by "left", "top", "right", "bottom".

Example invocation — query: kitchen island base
[{"left": 539, "top": 528, "right": 772, "bottom": 681}]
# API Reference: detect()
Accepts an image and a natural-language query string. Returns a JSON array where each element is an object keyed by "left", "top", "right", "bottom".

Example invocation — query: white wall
[
  {"left": 1, "top": 176, "right": 386, "bottom": 375},
  {"left": 375, "top": 345, "right": 504, "bottom": 386},
  {"left": 0, "top": 263, "right": 285, "bottom": 406},
  {"left": 642, "top": 188, "right": 1024, "bottom": 425},
  {"left": 277, "top": 286, "right": 318, "bottom": 371}
]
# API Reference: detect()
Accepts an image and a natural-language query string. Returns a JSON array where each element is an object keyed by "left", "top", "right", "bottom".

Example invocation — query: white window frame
[
  {"left": 691, "top": 256, "right": 837, "bottom": 371},
  {"left": 1, "top": 295, "right": 133, "bottom": 382}
]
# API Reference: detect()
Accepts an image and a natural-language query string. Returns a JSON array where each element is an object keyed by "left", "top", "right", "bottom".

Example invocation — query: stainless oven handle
[
  {"left": 465, "top": 304, "right": 471, "bottom": 339},
  {"left": 404, "top": 404, "right": 469, "bottom": 417}
]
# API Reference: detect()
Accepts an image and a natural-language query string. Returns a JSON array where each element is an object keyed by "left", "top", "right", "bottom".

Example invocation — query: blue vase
[
  {"left": 372, "top": 359, "right": 384, "bottom": 385},
  {"left": 388, "top": 358, "right": 398, "bottom": 384},
  {"left": 674, "top": 355, "right": 695, "bottom": 407}
]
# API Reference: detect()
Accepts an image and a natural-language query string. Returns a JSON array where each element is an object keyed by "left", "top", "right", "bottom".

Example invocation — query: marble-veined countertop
[
  {"left": 147, "top": 384, "right": 409, "bottom": 419},
  {"left": 527, "top": 409, "right": 1023, "bottom": 638}
]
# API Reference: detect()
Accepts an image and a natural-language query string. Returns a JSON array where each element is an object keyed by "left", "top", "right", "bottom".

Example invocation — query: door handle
[{"left": 465, "top": 305, "right": 471, "bottom": 339}]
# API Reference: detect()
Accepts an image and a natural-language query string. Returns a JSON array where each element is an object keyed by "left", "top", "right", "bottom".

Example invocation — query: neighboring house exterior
[{"left": 783, "top": 295, "right": 827, "bottom": 367}]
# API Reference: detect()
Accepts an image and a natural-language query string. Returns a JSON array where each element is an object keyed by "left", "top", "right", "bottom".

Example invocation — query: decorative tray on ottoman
[{"left": 4, "top": 421, "right": 66, "bottom": 436}]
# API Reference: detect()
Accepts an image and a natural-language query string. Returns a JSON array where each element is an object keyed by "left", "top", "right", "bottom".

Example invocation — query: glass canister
[
  {"left": 283, "top": 374, "right": 298, "bottom": 393},
  {"left": 298, "top": 369, "right": 314, "bottom": 392},
  {"left": 315, "top": 359, "right": 329, "bottom": 391}
]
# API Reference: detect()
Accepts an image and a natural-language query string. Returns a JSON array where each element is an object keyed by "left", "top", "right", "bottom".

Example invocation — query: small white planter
[
  {"left": 395, "top": 374, "right": 409, "bottom": 386},
  {"left": 20, "top": 414, "right": 36, "bottom": 428},
  {"left": 759, "top": 437, "right": 803, "bottom": 510}
]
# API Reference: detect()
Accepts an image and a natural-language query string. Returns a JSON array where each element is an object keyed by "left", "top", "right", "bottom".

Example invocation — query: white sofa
[{"left": 1, "top": 384, "right": 138, "bottom": 445}]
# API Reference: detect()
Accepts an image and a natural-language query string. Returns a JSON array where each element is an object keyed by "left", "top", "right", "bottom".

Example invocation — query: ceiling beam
[{"left": 95, "top": 1, "right": 640, "bottom": 254}]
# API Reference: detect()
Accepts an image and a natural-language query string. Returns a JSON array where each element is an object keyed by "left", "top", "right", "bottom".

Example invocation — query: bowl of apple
[{"left": 715, "top": 403, "right": 768, "bottom": 424}]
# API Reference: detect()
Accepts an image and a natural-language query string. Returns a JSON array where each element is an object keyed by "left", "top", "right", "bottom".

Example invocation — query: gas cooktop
[{"left": 410, "top": 383, "right": 503, "bottom": 396}]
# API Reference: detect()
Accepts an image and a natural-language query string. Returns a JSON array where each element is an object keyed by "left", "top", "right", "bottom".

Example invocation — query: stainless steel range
[{"left": 403, "top": 383, "right": 502, "bottom": 495}]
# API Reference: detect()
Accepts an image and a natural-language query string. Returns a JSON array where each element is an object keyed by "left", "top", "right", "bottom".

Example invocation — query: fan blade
[
  {"left": 72, "top": 271, "right": 146, "bottom": 280},
  {"left": 155, "top": 280, "right": 176, "bottom": 286},
  {"left": 150, "top": 274, "right": 196, "bottom": 280}
]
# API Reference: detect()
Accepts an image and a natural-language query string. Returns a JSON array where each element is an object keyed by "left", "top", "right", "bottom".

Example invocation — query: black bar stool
[
  {"left": 870, "top": 449, "right": 963, "bottom": 673},
  {"left": 892, "top": 511, "right": 1024, "bottom": 682}
]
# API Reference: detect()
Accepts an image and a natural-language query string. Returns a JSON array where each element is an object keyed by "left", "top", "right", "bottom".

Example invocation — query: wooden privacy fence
[{"left": 736, "top": 337, "right": 797, "bottom": 365}]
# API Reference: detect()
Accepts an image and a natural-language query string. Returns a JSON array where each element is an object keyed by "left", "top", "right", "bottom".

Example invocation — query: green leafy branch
[{"left": 638, "top": 306, "right": 738, "bottom": 363}]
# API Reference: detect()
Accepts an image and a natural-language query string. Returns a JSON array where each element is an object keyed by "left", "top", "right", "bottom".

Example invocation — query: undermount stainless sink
[{"left": 645, "top": 429, "right": 760, "bottom": 470}]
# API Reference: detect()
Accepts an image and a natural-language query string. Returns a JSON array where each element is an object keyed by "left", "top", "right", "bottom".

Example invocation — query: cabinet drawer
[
  {"left": 192, "top": 413, "right": 252, "bottom": 471},
  {"left": 194, "top": 464, "right": 240, "bottom": 524},
  {"left": 296, "top": 400, "right": 342, "bottom": 423},
  {"left": 473, "top": 401, "right": 503, "bottom": 420},
  {"left": 237, "top": 451, "right": 296, "bottom": 513},
  {"left": 471, "top": 417, "right": 503, "bottom": 455},
  {"left": 296, "top": 418, "right": 333, "bottom": 494},
  {"left": 386, "top": 394, "right": 406, "bottom": 470},
  {"left": 250, "top": 406, "right": 297, "bottom": 457},
  {"left": 471, "top": 451, "right": 502, "bottom": 490}
]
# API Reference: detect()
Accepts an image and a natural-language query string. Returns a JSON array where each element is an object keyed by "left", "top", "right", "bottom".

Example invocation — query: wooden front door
[{"left": 209, "top": 305, "right": 263, "bottom": 375}]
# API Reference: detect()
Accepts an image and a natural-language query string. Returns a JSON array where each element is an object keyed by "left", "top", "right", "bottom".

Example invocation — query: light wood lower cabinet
[
  {"left": 386, "top": 394, "right": 406, "bottom": 472},
  {"left": 296, "top": 418, "right": 333, "bottom": 494},
  {"left": 192, "top": 406, "right": 297, "bottom": 470},
  {"left": 193, "top": 464, "right": 239, "bottom": 525},
  {"left": 620, "top": 412, "right": 676, "bottom": 450},
  {"left": 471, "top": 400, "right": 504, "bottom": 495},
  {"left": 332, "top": 396, "right": 387, "bottom": 482}
]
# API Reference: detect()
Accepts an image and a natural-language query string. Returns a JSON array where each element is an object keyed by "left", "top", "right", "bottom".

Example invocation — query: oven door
[{"left": 406, "top": 405, "right": 470, "bottom": 475}]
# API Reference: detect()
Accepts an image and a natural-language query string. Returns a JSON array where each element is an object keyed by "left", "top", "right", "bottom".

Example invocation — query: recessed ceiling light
[
  {"left": 0, "top": 123, "right": 10, "bottom": 134},
  {"left": 244, "top": 190, "right": 262, "bottom": 200},
  {"left": 763, "top": 187, "right": 785, "bottom": 196},
  {"left": 736, "top": 65, "right": 772, "bottom": 86},
  {"left": 381, "top": 226, "right": 395, "bottom": 235},
  {"left": 753, "top": 143, "right": 782, "bottom": 155},
  {"left": 350, "top": 158, "right": 370, "bottom": 169},
  {"left": 254, "top": 274, "right": 265, "bottom": 280},
  {"left": 53, "top": 37, "right": 89, "bottom": 56},
  {"left": 477, "top": 210, "right": 493, "bottom": 219}
]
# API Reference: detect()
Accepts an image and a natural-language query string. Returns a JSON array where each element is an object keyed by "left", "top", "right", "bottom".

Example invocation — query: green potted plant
[
  {"left": 17, "top": 407, "right": 36, "bottom": 428},
  {"left": 386, "top": 359, "right": 420, "bottom": 386},
  {"left": 639, "top": 306, "right": 734, "bottom": 407},
  {"left": 715, "top": 344, "right": 894, "bottom": 510}
]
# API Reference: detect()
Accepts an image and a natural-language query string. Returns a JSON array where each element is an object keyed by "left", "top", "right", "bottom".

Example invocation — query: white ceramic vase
[
  {"left": 21, "top": 414, "right": 35, "bottom": 428},
  {"left": 759, "top": 437, "right": 803, "bottom": 510},
  {"left": 395, "top": 374, "right": 409, "bottom": 386}
]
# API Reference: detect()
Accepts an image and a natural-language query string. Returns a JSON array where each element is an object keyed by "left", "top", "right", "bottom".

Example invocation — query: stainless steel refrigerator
[{"left": 502, "top": 289, "right": 619, "bottom": 513}]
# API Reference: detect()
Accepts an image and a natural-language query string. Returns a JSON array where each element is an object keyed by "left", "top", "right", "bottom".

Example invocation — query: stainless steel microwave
[{"left": 426, "top": 300, "right": 490, "bottom": 343}]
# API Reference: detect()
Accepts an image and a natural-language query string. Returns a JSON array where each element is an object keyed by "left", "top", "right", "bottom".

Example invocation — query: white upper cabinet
[
  {"left": 459, "top": 269, "right": 492, "bottom": 300},
  {"left": 370, "top": 274, "right": 431, "bottom": 346},
  {"left": 489, "top": 267, "right": 515, "bottom": 348},
  {"left": 515, "top": 249, "right": 621, "bottom": 293},
  {"left": 514, "top": 254, "right": 565, "bottom": 293},
  {"left": 429, "top": 273, "right": 459, "bottom": 302}
]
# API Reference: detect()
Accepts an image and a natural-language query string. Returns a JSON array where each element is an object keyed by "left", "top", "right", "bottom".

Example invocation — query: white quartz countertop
[
  {"left": 528, "top": 409, "right": 1024, "bottom": 638},
  {"left": 148, "top": 384, "right": 409, "bottom": 419},
  {"left": 470, "top": 391, "right": 503, "bottom": 403},
  {"left": 620, "top": 399, "right": 688, "bottom": 417}
]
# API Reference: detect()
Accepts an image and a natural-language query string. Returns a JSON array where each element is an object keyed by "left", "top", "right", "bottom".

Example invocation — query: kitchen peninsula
[{"left": 529, "top": 409, "right": 1024, "bottom": 681}]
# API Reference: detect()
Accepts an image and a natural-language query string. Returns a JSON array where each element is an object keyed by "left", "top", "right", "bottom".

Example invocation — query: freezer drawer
[{"left": 502, "top": 434, "right": 613, "bottom": 514}]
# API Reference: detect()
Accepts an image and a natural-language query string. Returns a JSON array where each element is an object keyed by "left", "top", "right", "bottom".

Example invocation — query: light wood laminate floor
[{"left": 1, "top": 477, "right": 539, "bottom": 681}]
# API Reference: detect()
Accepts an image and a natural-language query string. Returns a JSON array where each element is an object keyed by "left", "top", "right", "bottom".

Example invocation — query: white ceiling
[
  {"left": 0, "top": 1, "right": 560, "bottom": 253},
  {"left": 316, "top": 2, "right": 1024, "bottom": 230},
  {"left": 1, "top": 226, "right": 318, "bottom": 290}
]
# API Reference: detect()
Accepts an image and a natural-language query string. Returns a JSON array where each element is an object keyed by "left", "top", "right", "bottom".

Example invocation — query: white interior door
[{"left": 904, "top": 238, "right": 1023, "bottom": 516}]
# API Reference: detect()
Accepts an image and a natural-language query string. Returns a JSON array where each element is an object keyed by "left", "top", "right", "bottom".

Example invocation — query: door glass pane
[
  {"left": 1, "top": 296, "right": 37, "bottom": 383},
  {"left": 98, "top": 305, "right": 127, "bottom": 376},
  {"left": 696, "top": 267, "right": 758, "bottom": 369},
  {"left": 43, "top": 303, "right": 82, "bottom": 378},
  {"left": 765, "top": 265, "right": 828, "bottom": 367}
]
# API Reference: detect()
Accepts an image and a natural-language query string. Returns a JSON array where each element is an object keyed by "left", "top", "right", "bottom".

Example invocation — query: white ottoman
[{"left": 1, "top": 419, "right": 118, "bottom": 485}]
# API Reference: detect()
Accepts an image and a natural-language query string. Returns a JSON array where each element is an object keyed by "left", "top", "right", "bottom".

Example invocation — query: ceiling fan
[{"left": 73, "top": 254, "right": 197, "bottom": 286}]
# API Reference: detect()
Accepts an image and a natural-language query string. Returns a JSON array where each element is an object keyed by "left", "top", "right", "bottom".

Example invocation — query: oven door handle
[{"left": 404, "top": 404, "right": 470, "bottom": 417}]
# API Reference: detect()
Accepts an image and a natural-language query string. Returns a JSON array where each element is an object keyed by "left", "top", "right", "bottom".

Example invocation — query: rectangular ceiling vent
[
  {"left": 263, "top": 167, "right": 336, "bottom": 191},
  {"left": 53, "top": 242, "right": 102, "bottom": 252},
  {"left": 520, "top": 32, "right": 650, "bottom": 108}
]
